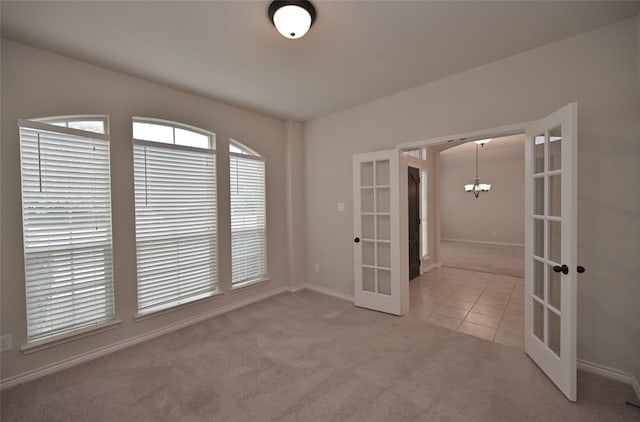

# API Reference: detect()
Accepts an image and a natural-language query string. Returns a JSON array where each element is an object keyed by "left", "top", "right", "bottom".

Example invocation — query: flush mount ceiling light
[
  {"left": 268, "top": 1, "right": 316, "bottom": 39},
  {"left": 464, "top": 139, "right": 492, "bottom": 198}
]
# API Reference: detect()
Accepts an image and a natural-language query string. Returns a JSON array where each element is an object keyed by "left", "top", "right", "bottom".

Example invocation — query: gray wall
[
  {"left": 0, "top": 40, "right": 305, "bottom": 381},
  {"left": 439, "top": 135, "right": 525, "bottom": 245},
  {"left": 305, "top": 17, "right": 640, "bottom": 377}
]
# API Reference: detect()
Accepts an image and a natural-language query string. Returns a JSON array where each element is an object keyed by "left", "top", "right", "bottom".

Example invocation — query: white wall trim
[
  {"left": 632, "top": 374, "right": 640, "bottom": 402},
  {"left": 1, "top": 286, "right": 289, "bottom": 390},
  {"left": 301, "top": 283, "right": 354, "bottom": 302},
  {"left": 577, "top": 359, "right": 640, "bottom": 401},
  {"left": 441, "top": 238, "right": 525, "bottom": 248},
  {"left": 421, "top": 262, "right": 438, "bottom": 274}
]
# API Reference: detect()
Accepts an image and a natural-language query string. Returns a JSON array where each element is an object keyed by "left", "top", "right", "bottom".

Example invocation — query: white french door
[
  {"left": 353, "top": 150, "right": 402, "bottom": 315},
  {"left": 524, "top": 103, "right": 578, "bottom": 401}
]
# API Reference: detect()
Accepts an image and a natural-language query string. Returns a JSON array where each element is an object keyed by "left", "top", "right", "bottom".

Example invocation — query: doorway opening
[{"left": 405, "top": 134, "right": 526, "bottom": 350}]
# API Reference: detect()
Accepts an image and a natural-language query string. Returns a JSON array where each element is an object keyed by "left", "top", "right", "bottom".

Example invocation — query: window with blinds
[
  {"left": 18, "top": 119, "right": 115, "bottom": 342},
  {"left": 230, "top": 141, "right": 267, "bottom": 286},
  {"left": 133, "top": 119, "right": 218, "bottom": 315}
]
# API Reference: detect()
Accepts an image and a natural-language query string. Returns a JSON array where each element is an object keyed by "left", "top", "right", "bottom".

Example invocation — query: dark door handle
[
  {"left": 577, "top": 266, "right": 585, "bottom": 273},
  {"left": 553, "top": 264, "right": 569, "bottom": 275},
  {"left": 354, "top": 237, "right": 360, "bottom": 243}
]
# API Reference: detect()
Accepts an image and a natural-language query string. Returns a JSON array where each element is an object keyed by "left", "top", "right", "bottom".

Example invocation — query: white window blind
[
  {"left": 230, "top": 152, "right": 266, "bottom": 285},
  {"left": 18, "top": 120, "right": 115, "bottom": 342},
  {"left": 133, "top": 125, "right": 217, "bottom": 314}
]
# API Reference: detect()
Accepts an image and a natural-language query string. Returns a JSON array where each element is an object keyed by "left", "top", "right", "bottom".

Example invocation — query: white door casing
[
  {"left": 353, "top": 150, "right": 402, "bottom": 315},
  {"left": 524, "top": 103, "right": 578, "bottom": 401}
]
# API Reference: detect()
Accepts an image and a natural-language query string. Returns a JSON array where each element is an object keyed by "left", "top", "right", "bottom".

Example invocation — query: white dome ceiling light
[{"left": 268, "top": 1, "right": 316, "bottom": 40}]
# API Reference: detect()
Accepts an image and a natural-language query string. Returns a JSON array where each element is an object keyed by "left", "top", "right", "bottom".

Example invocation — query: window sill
[
  {"left": 231, "top": 277, "right": 271, "bottom": 292},
  {"left": 21, "top": 319, "right": 122, "bottom": 355},
  {"left": 134, "top": 291, "right": 224, "bottom": 322}
]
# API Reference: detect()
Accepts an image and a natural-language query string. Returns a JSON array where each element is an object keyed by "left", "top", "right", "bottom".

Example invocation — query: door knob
[
  {"left": 354, "top": 237, "right": 360, "bottom": 243},
  {"left": 577, "top": 266, "right": 585, "bottom": 273},
  {"left": 553, "top": 264, "right": 569, "bottom": 275}
]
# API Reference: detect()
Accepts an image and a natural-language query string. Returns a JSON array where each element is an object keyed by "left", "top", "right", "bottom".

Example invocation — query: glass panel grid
[
  {"left": 360, "top": 159, "right": 392, "bottom": 295},
  {"left": 529, "top": 125, "right": 564, "bottom": 357}
]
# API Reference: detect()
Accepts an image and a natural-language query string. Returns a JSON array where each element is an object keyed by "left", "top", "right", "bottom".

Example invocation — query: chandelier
[{"left": 464, "top": 139, "right": 492, "bottom": 198}]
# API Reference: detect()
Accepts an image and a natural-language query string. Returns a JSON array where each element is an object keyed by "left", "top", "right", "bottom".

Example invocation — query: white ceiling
[{"left": 2, "top": 1, "right": 639, "bottom": 121}]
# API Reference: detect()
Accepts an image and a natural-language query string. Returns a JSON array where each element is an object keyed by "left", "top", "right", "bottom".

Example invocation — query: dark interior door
[{"left": 408, "top": 167, "right": 420, "bottom": 280}]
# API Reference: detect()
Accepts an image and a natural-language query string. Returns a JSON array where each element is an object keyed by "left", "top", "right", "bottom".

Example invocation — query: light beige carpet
[
  {"left": 2, "top": 290, "right": 638, "bottom": 421},
  {"left": 440, "top": 240, "right": 525, "bottom": 278}
]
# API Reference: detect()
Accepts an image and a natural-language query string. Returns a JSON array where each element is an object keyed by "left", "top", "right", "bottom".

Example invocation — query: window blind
[
  {"left": 230, "top": 153, "right": 266, "bottom": 285},
  {"left": 18, "top": 121, "right": 115, "bottom": 342},
  {"left": 133, "top": 141, "right": 218, "bottom": 314}
]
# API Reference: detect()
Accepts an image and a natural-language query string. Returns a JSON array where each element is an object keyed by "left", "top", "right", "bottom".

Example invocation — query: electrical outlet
[
  {"left": 313, "top": 264, "right": 320, "bottom": 273},
  {"left": 0, "top": 334, "right": 12, "bottom": 352}
]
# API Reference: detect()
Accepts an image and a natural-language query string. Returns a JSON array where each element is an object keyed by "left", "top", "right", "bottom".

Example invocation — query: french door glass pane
[
  {"left": 362, "top": 241, "right": 375, "bottom": 266},
  {"left": 361, "top": 162, "right": 374, "bottom": 186},
  {"left": 362, "top": 215, "right": 374, "bottom": 239},
  {"left": 363, "top": 267, "right": 375, "bottom": 292},
  {"left": 549, "top": 221, "right": 561, "bottom": 264},
  {"left": 533, "top": 259, "right": 544, "bottom": 300},
  {"left": 361, "top": 188, "right": 374, "bottom": 212},
  {"left": 378, "top": 269, "right": 391, "bottom": 295},
  {"left": 533, "top": 300, "right": 544, "bottom": 342},
  {"left": 376, "top": 160, "right": 390, "bottom": 185},
  {"left": 549, "top": 267, "right": 561, "bottom": 310},
  {"left": 534, "top": 177, "right": 544, "bottom": 215},
  {"left": 548, "top": 309, "right": 561, "bottom": 356},
  {"left": 549, "top": 175, "right": 561, "bottom": 217},
  {"left": 549, "top": 126, "right": 562, "bottom": 171},
  {"left": 377, "top": 243, "right": 391, "bottom": 268},
  {"left": 534, "top": 134, "right": 545, "bottom": 174},
  {"left": 376, "top": 187, "right": 390, "bottom": 212},
  {"left": 534, "top": 219, "right": 544, "bottom": 258},
  {"left": 377, "top": 215, "right": 390, "bottom": 240}
]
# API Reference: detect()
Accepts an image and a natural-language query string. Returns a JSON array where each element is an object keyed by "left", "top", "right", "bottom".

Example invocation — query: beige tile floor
[{"left": 409, "top": 267, "right": 525, "bottom": 349}]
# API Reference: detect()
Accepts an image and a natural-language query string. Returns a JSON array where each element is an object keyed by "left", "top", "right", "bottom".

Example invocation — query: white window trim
[
  {"left": 132, "top": 118, "right": 219, "bottom": 315},
  {"left": 18, "top": 118, "right": 116, "bottom": 345},
  {"left": 229, "top": 148, "right": 268, "bottom": 285},
  {"left": 134, "top": 291, "right": 224, "bottom": 321},
  {"left": 132, "top": 116, "right": 216, "bottom": 148},
  {"left": 33, "top": 115, "right": 110, "bottom": 134},
  {"left": 132, "top": 138, "right": 216, "bottom": 154},
  {"left": 18, "top": 119, "right": 110, "bottom": 141},
  {"left": 21, "top": 320, "right": 122, "bottom": 355},
  {"left": 230, "top": 276, "right": 271, "bottom": 292}
]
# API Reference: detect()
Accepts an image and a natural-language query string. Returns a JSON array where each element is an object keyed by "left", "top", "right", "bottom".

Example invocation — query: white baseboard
[
  {"left": 441, "top": 238, "right": 524, "bottom": 248},
  {"left": 577, "top": 359, "right": 640, "bottom": 401},
  {"left": 289, "top": 284, "right": 307, "bottom": 293},
  {"left": 1, "top": 286, "right": 289, "bottom": 390},
  {"left": 632, "top": 374, "right": 640, "bottom": 402},
  {"left": 421, "top": 262, "right": 438, "bottom": 273},
  {"left": 301, "top": 283, "right": 354, "bottom": 302}
]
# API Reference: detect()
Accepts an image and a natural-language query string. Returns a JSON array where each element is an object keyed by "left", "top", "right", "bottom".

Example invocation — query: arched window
[
  {"left": 132, "top": 118, "right": 218, "bottom": 315},
  {"left": 18, "top": 116, "right": 115, "bottom": 342},
  {"left": 36, "top": 115, "right": 108, "bottom": 134},
  {"left": 229, "top": 140, "right": 267, "bottom": 286}
]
